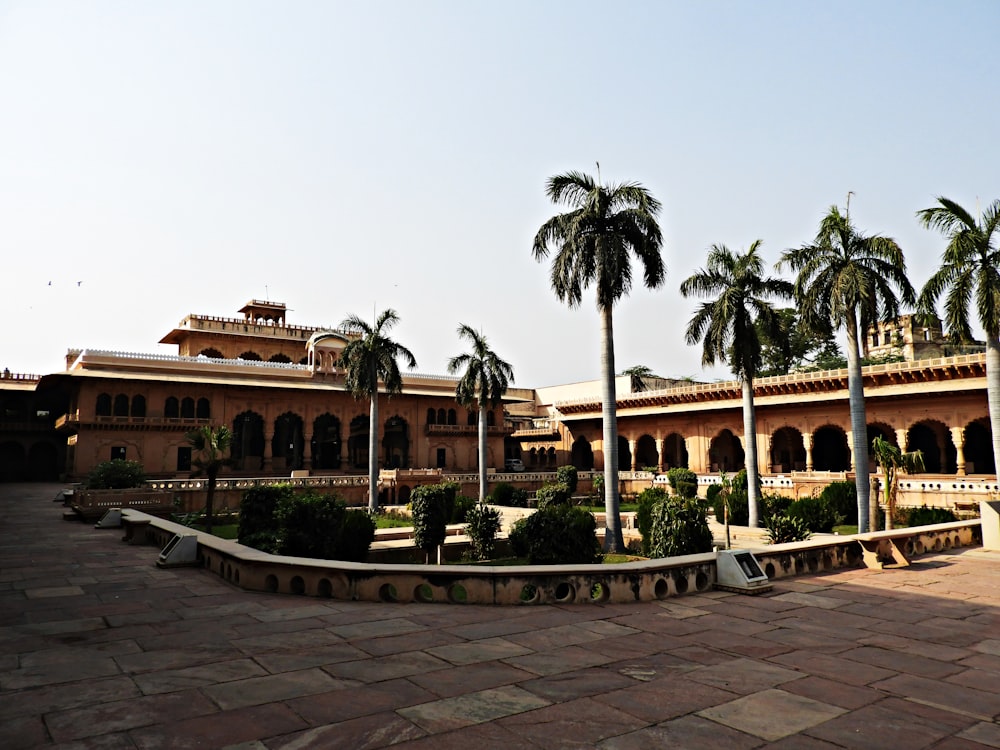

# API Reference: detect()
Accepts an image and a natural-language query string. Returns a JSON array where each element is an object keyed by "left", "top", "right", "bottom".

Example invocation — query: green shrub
[
  {"left": 535, "top": 481, "right": 572, "bottom": 510},
  {"left": 465, "top": 503, "right": 502, "bottom": 560},
  {"left": 646, "top": 496, "right": 713, "bottom": 558},
  {"left": 905, "top": 505, "right": 958, "bottom": 527},
  {"left": 508, "top": 517, "right": 529, "bottom": 558},
  {"left": 820, "top": 481, "right": 858, "bottom": 525},
  {"left": 239, "top": 484, "right": 294, "bottom": 553},
  {"left": 760, "top": 493, "right": 793, "bottom": 524},
  {"left": 275, "top": 491, "right": 354, "bottom": 560},
  {"left": 636, "top": 487, "right": 670, "bottom": 555},
  {"left": 335, "top": 510, "right": 376, "bottom": 562},
  {"left": 514, "top": 505, "right": 601, "bottom": 564},
  {"left": 713, "top": 488, "right": 749, "bottom": 526},
  {"left": 84, "top": 459, "right": 146, "bottom": 489},
  {"left": 490, "top": 482, "right": 515, "bottom": 506},
  {"left": 705, "top": 483, "right": 723, "bottom": 505},
  {"left": 410, "top": 483, "right": 452, "bottom": 557},
  {"left": 787, "top": 496, "right": 842, "bottom": 533},
  {"left": 555, "top": 465, "right": 579, "bottom": 494},
  {"left": 667, "top": 468, "right": 698, "bottom": 499},
  {"left": 451, "top": 494, "right": 476, "bottom": 524},
  {"left": 765, "top": 514, "right": 811, "bottom": 544}
]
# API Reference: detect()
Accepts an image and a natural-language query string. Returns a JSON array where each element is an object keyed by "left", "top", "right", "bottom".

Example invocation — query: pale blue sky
[{"left": 2, "top": 1, "right": 997, "bottom": 386}]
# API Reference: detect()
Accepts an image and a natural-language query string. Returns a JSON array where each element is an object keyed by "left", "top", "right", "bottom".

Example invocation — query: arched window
[
  {"left": 164, "top": 397, "right": 179, "bottom": 418},
  {"left": 113, "top": 394, "right": 129, "bottom": 417},
  {"left": 238, "top": 351, "right": 262, "bottom": 361},
  {"left": 447, "top": 409, "right": 457, "bottom": 425},
  {"left": 487, "top": 410, "right": 495, "bottom": 426},
  {"left": 96, "top": 393, "right": 112, "bottom": 417},
  {"left": 181, "top": 397, "right": 195, "bottom": 419},
  {"left": 437, "top": 408, "right": 446, "bottom": 425},
  {"left": 200, "top": 348, "right": 224, "bottom": 359},
  {"left": 467, "top": 411, "right": 476, "bottom": 426},
  {"left": 427, "top": 408, "right": 437, "bottom": 425},
  {"left": 269, "top": 353, "right": 292, "bottom": 363},
  {"left": 196, "top": 398, "right": 210, "bottom": 419},
  {"left": 131, "top": 395, "right": 146, "bottom": 418}
]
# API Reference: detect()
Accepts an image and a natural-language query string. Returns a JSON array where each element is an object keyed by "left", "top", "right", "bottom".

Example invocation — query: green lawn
[{"left": 192, "top": 523, "right": 239, "bottom": 539}]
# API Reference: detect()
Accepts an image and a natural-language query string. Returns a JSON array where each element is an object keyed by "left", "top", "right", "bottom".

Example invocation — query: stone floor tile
[
  {"left": 25, "top": 585, "right": 87, "bottom": 598},
  {"left": 133, "top": 657, "right": 269, "bottom": 695},
  {"left": 957, "top": 721, "right": 1000, "bottom": 748},
  {"left": 390, "top": 721, "right": 538, "bottom": 750},
  {"left": 400, "top": 684, "right": 550, "bottom": 733},
  {"left": 129, "top": 703, "right": 308, "bottom": 750},
  {"left": 594, "top": 675, "right": 739, "bottom": 723},
  {"left": 114, "top": 646, "right": 244, "bottom": 674},
  {"left": 686, "top": 656, "right": 803, "bottom": 694},
  {"left": 697, "top": 688, "right": 846, "bottom": 741},
  {"left": 268, "top": 712, "right": 425, "bottom": 750},
  {"left": 501, "top": 643, "right": 615, "bottom": 676},
  {"left": 519, "top": 666, "right": 637, "bottom": 702},
  {"left": 352, "top": 627, "right": 465, "bottom": 657},
  {"left": 0, "top": 713, "right": 50, "bottom": 750},
  {"left": 804, "top": 698, "right": 967, "bottom": 749},
  {"left": 497, "top": 696, "right": 647, "bottom": 748},
  {"left": 948, "top": 667, "right": 1000, "bottom": 694},
  {"left": 871, "top": 673, "right": 1000, "bottom": 720},
  {"left": 780, "top": 674, "right": 888, "bottom": 709},
  {"left": 425, "top": 636, "right": 533, "bottom": 666},
  {"left": 251, "top": 642, "right": 369, "bottom": 673},
  {"left": 596, "top": 714, "right": 761, "bottom": 750},
  {"left": 326, "top": 617, "right": 423, "bottom": 640},
  {"left": 840, "top": 645, "right": 964, "bottom": 679},
  {"left": 323, "top": 651, "right": 451, "bottom": 683},
  {"left": 288, "top": 677, "right": 434, "bottom": 724},
  {"left": 504, "top": 623, "right": 608, "bottom": 650},
  {"left": 408, "top": 660, "right": 536, "bottom": 698},
  {"left": 1, "top": 653, "right": 122, "bottom": 690},
  {"left": 770, "top": 648, "right": 897, "bottom": 685},
  {"left": 201, "top": 667, "right": 352, "bottom": 710},
  {"left": 0, "top": 675, "right": 140, "bottom": 722}
]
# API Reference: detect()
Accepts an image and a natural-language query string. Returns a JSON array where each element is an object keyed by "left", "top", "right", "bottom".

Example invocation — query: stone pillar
[
  {"left": 628, "top": 439, "right": 637, "bottom": 472},
  {"left": 951, "top": 426, "right": 967, "bottom": 476},
  {"left": 895, "top": 428, "right": 908, "bottom": 452},
  {"left": 656, "top": 437, "right": 665, "bottom": 473},
  {"left": 846, "top": 430, "right": 855, "bottom": 472},
  {"left": 804, "top": 431, "right": 814, "bottom": 472}
]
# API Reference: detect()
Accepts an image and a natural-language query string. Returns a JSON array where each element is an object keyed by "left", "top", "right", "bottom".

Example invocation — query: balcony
[{"left": 424, "top": 424, "right": 512, "bottom": 436}]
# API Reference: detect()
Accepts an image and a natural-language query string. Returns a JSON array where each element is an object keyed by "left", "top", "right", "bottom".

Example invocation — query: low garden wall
[{"left": 112, "top": 509, "right": 983, "bottom": 606}]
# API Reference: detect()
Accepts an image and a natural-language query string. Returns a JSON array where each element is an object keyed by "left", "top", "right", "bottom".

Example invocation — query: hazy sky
[{"left": 2, "top": 1, "right": 997, "bottom": 387}]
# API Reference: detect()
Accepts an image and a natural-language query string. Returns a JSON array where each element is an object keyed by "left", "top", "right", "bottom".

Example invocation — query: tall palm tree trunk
[
  {"left": 478, "top": 404, "right": 488, "bottom": 502},
  {"left": 368, "top": 393, "right": 379, "bottom": 512},
  {"left": 845, "top": 316, "right": 871, "bottom": 533},
  {"left": 600, "top": 306, "right": 626, "bottom": 553},
  {"left": 986, "top": 333, "right": 1000, "bottom": 482},
  {"left": 741, "top": 379, "right": 761, "bottom": 527}
]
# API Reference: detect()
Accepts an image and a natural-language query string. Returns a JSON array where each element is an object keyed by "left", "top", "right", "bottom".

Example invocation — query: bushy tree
[
  {"left": 274, "top": 491, "right": 374, "bottom": 562},
  {"left": 239, "top": 484, "right": 294, "bottom": 553},
  {"left": 555, "top": 465, "right": 579, "bottom": 494},
  {"left": 186, "top": 424, "right": 234, "bottom": 534},
  {"left": 819, "top": 481, "right": 858, "bottom": 525},
  {"left": 636, "top": 486, "right": 670, "bottom": 555},
  {"left": 509, "top": 505, "right": 601, "bottom": 564},
  {"left": 786, "top": 496, "right": 842, "bottom": 533},
  {"left": 666, "top": 468, "right": 698, "bottom": 499},
  {"left": 84, "top": 459, "right": 146, "bottom": 489},
  {"left": 534, "top": 481, "right": 572, "bottom": 510},
  {"left": 645, "top": 496, "right": 713, "bottom": 558},
  {"left": 465, "top": 503, "right": 502, "bottom": 560},
  {"left": 410, "top": 483, "right": 453, "bottom": 561}
]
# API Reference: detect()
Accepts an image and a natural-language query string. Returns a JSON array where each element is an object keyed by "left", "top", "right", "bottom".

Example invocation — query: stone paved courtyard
[{"left": 2, "top": 483, "right": 1000, "bottom": 749}]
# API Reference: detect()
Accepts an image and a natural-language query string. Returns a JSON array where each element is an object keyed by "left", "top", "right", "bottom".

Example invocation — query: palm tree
[
  {"left": 339, "top": 309, "right": 417, "bottom": 512},
  {"left": 532, "top": 169, "right": 665, "bottom": 553},
  {"left": 871, "top": 436, "right": 924, "bottom": 531},
  {"left": 681, "top": 241, "right": 792, "bottom": 527},
  {"left": 448, "top": 324, "right": 515, "bottom": 502},
  {"left": 780, "top": 205, "right": 915, "bottom": 533},
  {"left": 186, "top": 424, "right": 233, "bottom": 534},
  {"left": 917, "top": 197, "right": 1000, "bottom": 479}
]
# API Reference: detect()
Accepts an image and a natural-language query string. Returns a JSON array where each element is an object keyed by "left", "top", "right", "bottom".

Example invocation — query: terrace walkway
[{"left": 2, "top": 483, "right": 1000, "bottom": 749}]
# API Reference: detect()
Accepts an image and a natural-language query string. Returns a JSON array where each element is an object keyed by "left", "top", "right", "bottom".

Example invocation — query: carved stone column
[
  {"left": 895, "top": 428, "right": 908, "bottom": 452},
  {"left": 950, "top": 426, "right": 966, "bottom": 476},
  {"left": 656, "top": 437, "right": 665, "bottom": 473},
  {"left": 846, "top": 430, "right": 855, "bottom": 472},
  {"left": 804, "top": 431, "right": 814, "bottom": 472}
]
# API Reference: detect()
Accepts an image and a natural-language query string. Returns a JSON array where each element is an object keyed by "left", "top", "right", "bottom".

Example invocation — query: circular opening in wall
[
  {"left": 673, "top": 572, "right": 689, "bottom": 595},
  {"left": 845, "top": 547, "right": 860, "bottom": 566},
  {"left": 291, "top": 576, "right": 306, "bottom": 595},
  {"left": 554, "top": 582, "right": 575, "bottom": 602},
  {"left": 590, "top": 581, "right": 610, "bottom": 603},
  {"left": 944, "top": 536, "right": 954, "bottom": 550},
  {"left": 378, "top": 583, "right": 398, "bottom": 602},
  {"left": 654, "top": 577, "right": 669, "bottom": 599},
  {"left": 933, "top": 538, "right": 942, "bottom": 551},
  {"left": 765, "top": 562, "right": 776, "bottom": 578},
  {"left": 520, "top": 584, "right": 538, "bottom": 603},
  {"left": 807, "top": 555, "right": 819, "bottom": 572},
  {"left": 265, "top": 574, "right": 278, "bottom": 593},
  {"left": 695, "top": 571, "right": 710, "bottom": 591},
  {"left": 904, "top": 539, "right": 915, "bottom": 555},
  {"left": 447, "top": 584, "right": 467, "bottom": 604},
  {"left": 914, "top": 540, "right": 925, "bottom": 554},
  {"left": 414, "top": 583, "right": 434, "bottom": 603},
  {"left": 317, "top": 578, "right": 332, "bottom": 598}
]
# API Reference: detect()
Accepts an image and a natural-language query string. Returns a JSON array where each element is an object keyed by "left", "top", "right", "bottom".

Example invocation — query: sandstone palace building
[{"left": 0, "top": 300, "right": 995, "bottom": 499}]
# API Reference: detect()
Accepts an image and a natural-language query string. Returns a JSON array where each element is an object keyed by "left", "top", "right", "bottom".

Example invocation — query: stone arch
[
  {"left": 311, "top": 413, "right": 342, "bottom": 470},
  {"left": 546, "top": 447, "right": 556, "bottom": 467},
  {"left": 269, "top": 353, "right": 292, "bottom": 363},
  {"left": 908, "top": 419, "right": 956, "bottom": 474},
  {"left": 238, "top": 351, "right": 262, "bottom": 361},
  {"left": 383, "top": 415, "right": 410, "bottom": 469},
  {"left": 635, "top": 435, "right": 658, "bottom": 469},
  {"left": 200, "top": 348, "right": 224, "bottom": 359},
  {"left": 348, "top": 415, "right": 369, "bottom": 470},
  {"left": 232, "top": 411, "right": 265, "bottom": 471},
  {"left": 709, "top": 429, "right": 744, "bottom": 472},
  {"left": 96, "top": 393, "right": 112, "bottom": 416},
  {"left": 181, "top": 397, "right": 195, "bottom": 419},
  {"left": 0, "top": 442, "right": 26, "bottom": 481},
  {"left": 113, "top": 394, "right": 129, "bottom": 417},
  {"left": 770, "top": 426, "right": 805, "bottom": 472},
  {"left": 164, "top": 396, "right": 179, "bottom": 418},
  {"left": 487, "top": 410, "right": 496, "bottom": 427},
  {"left": 196, "top": 398, "right": 210, "bottom": 419},
  {"left": 272, "top": 412, "right": 305, "bottom": 471},
  {"left": 866, "top": 422, "right": 897, "bottom": 472},
  {"left": 447, "top": 409, "right": 457, "bottom": 426},
  {"left": 131, "top": 394, "right": 146, "bottom": 418},
  {"left": 813, "top": 425, "right": 850, "bottom": 471},
  {"left": 663, "top": 433, "right": 688, "bottom": 469},
  {"left": 28, "top": 442, "right": 59, "bottom": 481},
  {"left": 528, "top": 447, "right": 538, "bottom": 468},
  {"left": 571, "top": 435, "right": 594, "bottom": 471},
  {"left": 436, "top": 408, "right": 446, "bottom": 425},
  {"left": 618, "top": 436, "right": 632, "bottom": 472},
  {"left": 964, "top": 419, "right": 994, "bottom": 475},
  {"left": 427, "top": 408, "right": 437, "bottom": 425},
  {"left": 467, "top": 410, "right": 476, "bottom": 426}
]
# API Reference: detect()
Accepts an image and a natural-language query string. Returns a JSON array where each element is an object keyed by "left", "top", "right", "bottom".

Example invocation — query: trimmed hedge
[
  {"left": 238, "top": 484, "right": 293, "bottom": 553},
  {"left": 507, "top": 505, "right": 601, "bottom": 564},
  {"left": 646, "top": 496, "right": 713, "bottom": 558},
  {"left": 274, "top": 491, "right": 374, "bottom": 562},
  {"left": 84, "top": 459, "right": 146, "bottom": 489}
]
